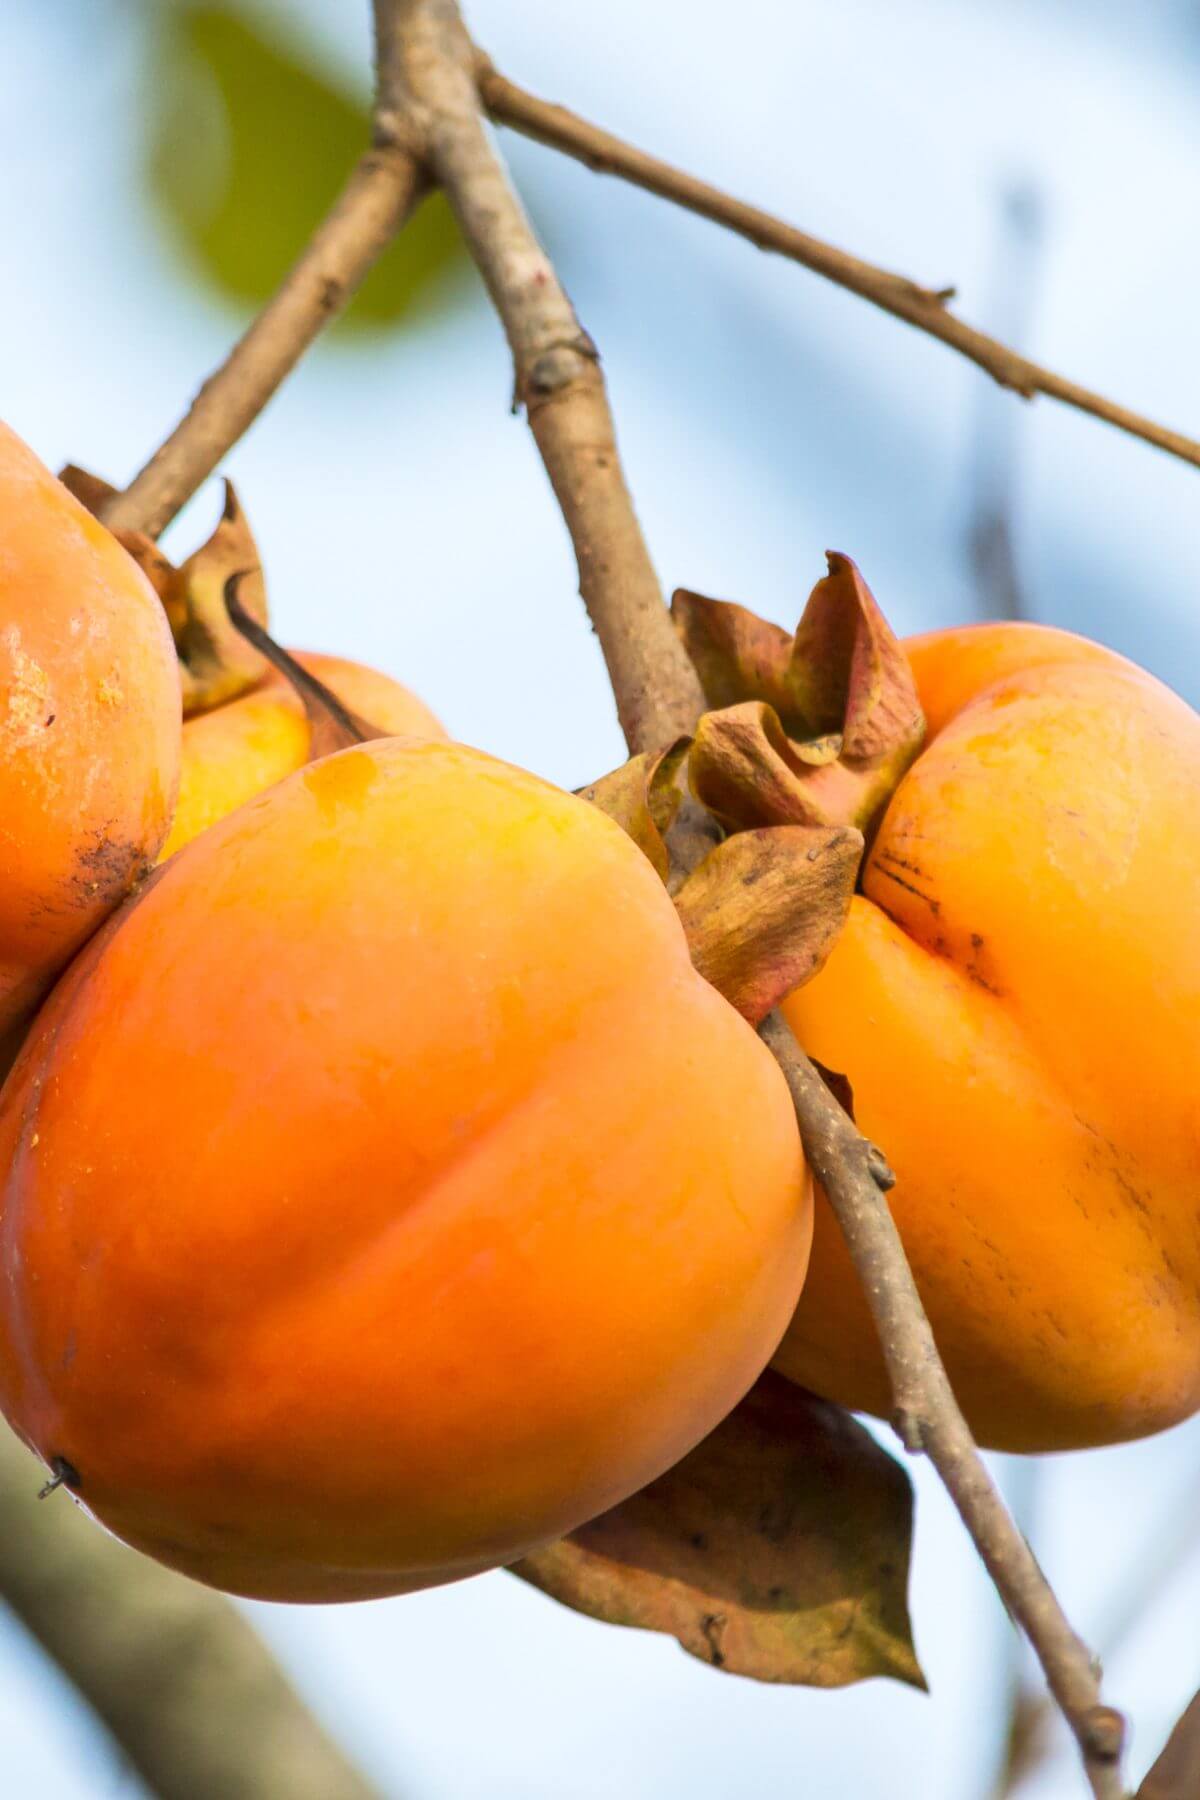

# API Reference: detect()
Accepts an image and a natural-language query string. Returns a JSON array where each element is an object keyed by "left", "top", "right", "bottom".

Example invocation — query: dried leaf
[
  {"left": 59, "top": 464, "right": 178, "bottom": 606},
  {"left": 578, "top": 743, "right": 689, "bottom": 884},
  {"left": 674, "top": 826, "right": 861, "bottom": 1021},
  {"left": 173, "top": 480, "right": 271, "bottom": 715},
  {"left": 59, "top": 463, "right": 120, "bottom": 514},
  {"left": 688, "top": 701, "right": 862, "bottom": 831},
  {"left": 514, "top": 1373, "right": 922, "bottom": 1689},
  {"left": 789, "top": 553, "right": 924, "bottom": 760},
  {"left": 672, "top": 589, "right": 795, "bottom": 716},
  {"left": 673, "top": 555, "right": 925, "bottom": 837}
]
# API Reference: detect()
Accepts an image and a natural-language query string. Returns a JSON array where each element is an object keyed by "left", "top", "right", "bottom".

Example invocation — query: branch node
[
  {"left": 523, "top": 334, "right": 600, "bottom": 402},
  {"left": 1080, "top": 1707, "right": 1126, "bottom": 1764},
  {"left": 866, "top": 1144, "right": 897, "bottom": 1190}
]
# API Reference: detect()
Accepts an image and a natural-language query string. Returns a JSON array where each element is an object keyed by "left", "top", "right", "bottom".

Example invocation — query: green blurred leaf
[{"left": 145, "top": 2, "right": 469, "bottom": 331}]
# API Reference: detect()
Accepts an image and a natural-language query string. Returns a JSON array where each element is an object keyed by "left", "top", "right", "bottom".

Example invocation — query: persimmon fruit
[
  {"left": 161, "top": 650, "right": 445, "bottom": 858},
  {"left": 0, "top": 738, "right": 811, "bottom": 1600},
  {"left": 774, "top": 621, "right": 1200, "bottom": 1451},
  {"left": 0, "top": 420, "right": 180, "bottom": 1044}
]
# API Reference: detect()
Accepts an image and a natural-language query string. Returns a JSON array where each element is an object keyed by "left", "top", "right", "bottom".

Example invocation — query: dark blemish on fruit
[
  {"left": 965, "top": 967, "right": 1002, "bottom": 996},
  {"left": 872, "top": 864, "right": 941, "bottom": 914},
  {"left": 875, "top": 849, "right": 928, "bottom": 878}
]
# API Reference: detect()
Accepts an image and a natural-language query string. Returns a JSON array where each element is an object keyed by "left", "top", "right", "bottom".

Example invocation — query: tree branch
[
  {"left": 756, "top": 1016, "right": 1125, "bottom": 1799},
  {"left": 71, "top": 3, "right": 1133, "bottom": 1790},
  {"left": 998, "top": 1463, "right": 1200, "bottom": 1796},
  {"left": 392, "top": 7, "right": 1127, "bottom": 1793},
  {"left": 474, "top": 56, "right": 1200, "bottom": 475},
  {"left": 102, "top": 70, "right": 426, "bottom": 541},
  {"left": 0, "top": 1427, "right": 379, "bottom": 1800},
  {"left": 381, "top": 0, "right": 705, "bottom": 753}
]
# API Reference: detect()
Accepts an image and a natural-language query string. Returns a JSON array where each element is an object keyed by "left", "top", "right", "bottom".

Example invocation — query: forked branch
[
  {"left": 78, "top": 3, "right": 1139, "bottom": 1793},
  {"left": 374, "top": 0, "right": 705, "bottom": 752}
]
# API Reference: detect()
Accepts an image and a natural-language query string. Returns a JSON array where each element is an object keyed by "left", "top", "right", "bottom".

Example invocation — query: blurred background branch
[
  {"left": 0, "top": 1426, "right": 380, "bottom": 1800},
  {"left": 964, "top": 181, "right": 1046, "bottom": 622}
]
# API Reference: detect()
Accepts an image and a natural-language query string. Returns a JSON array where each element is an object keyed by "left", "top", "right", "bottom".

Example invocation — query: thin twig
[
  {"left": 390, "top": 8, "right": 1128, "bottom": 1793},
  {"left": 0, "top": 1427, "right": 379, "bottom": 1800},
  {"left": 474, "top": 56, "right": 1200, "bottom": 475},
  {"left": 998, "top": 1465, "right": 1200, "bottom": 1796},
  {"left": 380, "top": 0, "right": 706, "bottom": 753},
  {"left": 102, "top": 143, "right": 423, "bottom": 539},
  {"left": 756, "top": 1015, "right": 1125, "bottom": 1800}
]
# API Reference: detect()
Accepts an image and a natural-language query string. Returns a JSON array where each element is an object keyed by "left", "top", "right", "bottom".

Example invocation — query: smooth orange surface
[
  {"left": 0, "top": 739, "right": 811, "bottom": 1600},
  {"left": 161, "top": 651, "right": 446, "bottom": 859},
  {"left": 775, "top": 621, "right": 1200, "bottom": 1450},
  {"left": 0, "top": 422, "right": 181, "bottom": 1035}
]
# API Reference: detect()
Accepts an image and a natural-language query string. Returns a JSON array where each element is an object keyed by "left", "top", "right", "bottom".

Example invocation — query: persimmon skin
[
  {"left": 775, "top": 622, "right": 1200, "bottom": 1452},
  {"left": 0, "top": 422, "right": 181, "bottom": 1036},
  {"left": 161, "top": 652, "right": 445, "bottom": 859},
  {"left": 0, "top": 739, "right": 811, "bottom": 1601}
]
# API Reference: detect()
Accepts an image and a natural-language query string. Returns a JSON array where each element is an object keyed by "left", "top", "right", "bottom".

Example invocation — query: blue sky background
[{"left": 4, "top": 1, "right": 1200, "bottom": 1794}]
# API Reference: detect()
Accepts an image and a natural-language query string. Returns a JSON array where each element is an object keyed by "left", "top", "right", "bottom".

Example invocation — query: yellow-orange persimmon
[
  {"left": 0, "top": 739, "right": 811, "bottom": 1600},
  {"left": 161, "top": 651, "right": 445, "bottom": 858},
  {"left": 775, "top": 622, "right": 1200, "bottom": 1451},
  {"left": 0, "top": 421, "right": 180, "bottom": 1042}
]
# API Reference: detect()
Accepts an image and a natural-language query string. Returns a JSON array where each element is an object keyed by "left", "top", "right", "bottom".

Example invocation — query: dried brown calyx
[
  {"left": 675, "top": 551, "right": 925, "bottom": 841},
  {"left": 61, "top": 466, "right": 272, "bottom": 716},
  {"left": 582, "top": 728, "right": 863, "bottom": 1027},
  {"left": 582, "top": 553, "right": 923, "bottom": 1022}
]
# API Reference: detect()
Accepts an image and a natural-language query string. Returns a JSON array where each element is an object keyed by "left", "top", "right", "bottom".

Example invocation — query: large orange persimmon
[
  {"left": 0, "top": 422, "right": 181, "bottom": 1042},
  {"left": 0, "top": 738, "right": 811, "bottom": 1601},
  {"left": 161, "top": 650, "right": 445, "bottom": 858},
  {"left": 775, "top": 621, "right": 1200, "bottom": 1451}
]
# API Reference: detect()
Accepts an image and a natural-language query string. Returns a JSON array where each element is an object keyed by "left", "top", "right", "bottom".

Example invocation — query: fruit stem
[{"left": 224, "top": 574, "right": 385, "bottom": 756}]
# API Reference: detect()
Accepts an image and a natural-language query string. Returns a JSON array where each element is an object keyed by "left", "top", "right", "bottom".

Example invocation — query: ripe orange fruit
[
  {"left": 162, "top": 651, "right": 444, "bottom": 858},
  {"left": 775, "top": 622, "right": 1200, "bottom": 1450},
  {"left": 0, "top": 739, "right": 810, "bottom": 1599},
  {"left": 0, "top": 421, "right": 180, "bottom": 1044}
]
